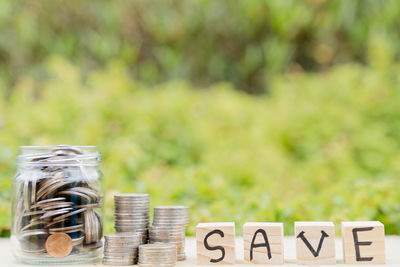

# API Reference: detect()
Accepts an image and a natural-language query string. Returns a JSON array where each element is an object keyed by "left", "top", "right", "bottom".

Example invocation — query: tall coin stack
[
  {"left": 114, "top": 193, "right": 150, "bottom": 243},
  {"left": 150, "top": 206, "right": 189, "bottom": 260},
  {"left": 103, "top": 233, "right": 142, "bottom": 265},
  {"left": 138, "top": 243, "right": 177, "bottom": 267}
]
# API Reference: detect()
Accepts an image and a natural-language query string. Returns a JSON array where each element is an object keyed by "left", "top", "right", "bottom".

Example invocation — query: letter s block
[
  {"left": 342, "top": 221, "right": 385, "bottom": 264},
  {"left": 243, "top": 222, "right": 284, "bottom": 264},
  {"left": 295, "top": 221, "right": 336, "bottom": 264},
  {"left": 196, "top": 222, "right": 235, "bottom": 265}
]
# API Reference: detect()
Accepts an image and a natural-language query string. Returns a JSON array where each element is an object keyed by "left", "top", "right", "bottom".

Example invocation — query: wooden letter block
[
  {"left": 196, "top": 222, "right": 235, "bottom": 265},
  {"left": 295, "top": 221, "right": 336, "bottom": 265},
  {"left": 342, "top": 221, "right": 385, "bottom": 264},
  {"left": 243, "top": 222, "right": 284, "bottom": 264}
]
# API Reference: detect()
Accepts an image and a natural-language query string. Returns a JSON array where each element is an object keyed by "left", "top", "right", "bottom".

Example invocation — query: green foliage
[
  {"left": 1, "top": 57, "right": 399, "bottom": 236},
  {"left": 1, "top": 0, "right": 400, "bottom": 93}
]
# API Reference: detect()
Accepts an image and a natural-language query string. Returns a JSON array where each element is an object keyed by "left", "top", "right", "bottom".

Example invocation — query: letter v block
[
  {"left": 342, "top": 221, "right": 385, "bottom": 264},
  {"left": 196, "top": 222, "right": 235, "bottom": 264},
  {"left": 295, "top": 222, "right": 336, "bottom": 264},
  {"left": 243, "top": 222, "right": 284, "bottom": 264}
]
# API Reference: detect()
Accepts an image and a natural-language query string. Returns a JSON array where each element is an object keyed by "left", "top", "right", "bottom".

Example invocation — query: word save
[{"left": 196, "top": 221, "right": 385, "bottom": 265}]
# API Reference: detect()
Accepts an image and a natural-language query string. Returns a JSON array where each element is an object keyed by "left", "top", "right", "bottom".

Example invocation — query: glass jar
[{"left": 11, "top": 145, "right": 103, "bottom": 264}]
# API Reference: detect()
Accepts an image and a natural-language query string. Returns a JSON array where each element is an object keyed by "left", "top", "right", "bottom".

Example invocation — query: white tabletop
[{"left": 2, "top": 236, "right": 399, "bottom": 266}]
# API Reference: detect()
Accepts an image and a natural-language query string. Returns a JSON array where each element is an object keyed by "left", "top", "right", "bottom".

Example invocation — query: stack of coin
[
  {"left": 103, "top": 233, "right": 142, "bottom": 265},
  {"left": 138, "top": 243, "right": 177, "bottom": 267},
  {"left": 150, "top": 206, "right": 189, "bottom": 260},
  {"left": 114, "top": 193, "right": 150, "bottom": 243}
]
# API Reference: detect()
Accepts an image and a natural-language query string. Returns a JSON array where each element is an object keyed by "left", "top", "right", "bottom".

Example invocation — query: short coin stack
[
  {"left": 114, "top": 193, "right": 150, "bottom": 243},
  {"left": 103, "top": 233, "right": 142, "bottom": 265},
  {"left": 150, "top": 206, "right": 189, "bottom": 260},
  {"left": 138, "top": 243, "right": 177, "bottom": 267}
]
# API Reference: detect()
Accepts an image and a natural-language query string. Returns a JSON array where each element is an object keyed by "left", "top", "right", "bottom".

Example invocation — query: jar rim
[{"left": 17, "top": 145, "right": 101, "bottom": 167}]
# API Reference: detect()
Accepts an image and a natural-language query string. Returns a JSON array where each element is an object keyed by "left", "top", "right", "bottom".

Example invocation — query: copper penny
[{"left": 45, "top": 233, "right": 73, "bottom": 258}]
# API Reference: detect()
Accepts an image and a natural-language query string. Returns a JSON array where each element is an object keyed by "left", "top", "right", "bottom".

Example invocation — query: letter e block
[
  {"left": 295, "top": 221, "right": 336, "bottom": 264},
  {"left": 243, "top": 222, "right": 284, "bottom": 264},
  {"left": 196, "top": 222, "right": 235, "bottom": 264},
  {"left": 342, "top": 221, "right": 385, "bottom": 264}
]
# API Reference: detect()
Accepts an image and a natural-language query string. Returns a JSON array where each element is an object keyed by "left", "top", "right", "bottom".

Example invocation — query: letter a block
[
  {"left": 196, "top": 222, "right": 235, "bottom": 264},
  {"left": 295, "top": 222, "right": 336, "bottom": 264},
  {"left": 342, "top": 221, "right": 385, "bottom": 264},
  {"left": 243, "top": 222, "right": 284, "bottom": 264}
]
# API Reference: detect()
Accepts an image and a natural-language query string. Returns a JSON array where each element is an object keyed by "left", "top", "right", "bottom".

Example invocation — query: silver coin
[
  {"left": 115, "top": 208, "right": 149, "bottom": 213},
  {"left": 153, "top": 214, "right": 189, "bottom": 219},
  {"left": 103, "top": 258, "right": 136, "bottom": 263},
  {"left": 23, "top": 180, "right": 31, "bottom": 211},
  {"left": 72, "top": 235, "right": 85, "bottom": 246},
  {"left": 25, "top": 152, "right": 54, "bottom": 162},
  {"left": 20, "top": 220, "right": 47, "bottom": 232},
  {"left": 49, "top": 224, "right": 83, "bottom": 232},
  {"left": 40, "top": 207, "right": 73, "bottom": 219},
  {"left": 23, "top": 209, "right": 47, "bottom": 217},
  {"left": 104, "top": 246, "right": 140, "bottom": 252},
  {"left": 94, "top": 210, "right": 103, "bottom": 240},
  {"left": 42, "top": 201, "right": 74, "bottom": 211},
  {"left": 114, "top": 200, "right": 149, "bottom": 204},
  {"left": 114, "top": 219, "right": 149, "bottom": 224},
  {"left": 51, "top": 208, "right": 87, "bottom": 222},
  {"left": 31, "top": 178, "right": 37, "bottom": 205},
  {"left": 74, "top": 203, "right": 101, "bottom": 208},
  {"left": 104, "top": 232, "right": 143, "bottom": 240},
  {"left": 152, "top": 220, "right": 188, "bottom": 225},
  {"left": 35, "top": 173, "right": 64, "bottom": 200},
  {"left": 105, "top": 244, "right": 141, "bottom": 248},
  {"left": 139, "top": 243, "right": 177, "bottom": 251},
  {"left": 153, "top": 215, "right": 189, "bottom": 220},
  {"left": 19, "top": 229, "right": 48, "bottom": 241},
  {"left": 114, "top": 224, "right": 149, "bottom": 228},
  {"left": 114, "top": 203, "right": 149, "bottom": 207},
  {"left": 115, "top": 212, "right": 146, "bottom": 218},
  {"left": 103, "top": 260, "right": 135, "bottom": 266},
  {"left": 45, "top": 218, "right": 68, "bottom": 227},
  {"left": 150, "top": 235, "right": 185, "bottom": 240},
  {"left": 154, "top": 206, "right": 188, "bottom": 211},
  {"left": 114, "top": 198, "right": 149, "bottom": 201},
  {"left": 114, "top": 193, "right": 149, "bottom": 198},
  {"left": 84, "top": 209, "right": 93, "bottom": 244},
  {"left": 150, "top": 233, "right": 185, "bottom": 238},
  {"left": 80, "top": 240, "right": 103, "bottom": 251},
  {"left": 114, "top": 228, "right": 148, "bottom": 233},
  {"left": 58, "top": 190, "right": 92, "bottom": 203},
  {"left": 115, "top": 208, "right": 148, "bottom": 212},
  {"left": 70, "top": 187, "right": 100, "bottom": 202},
  {"left": 91, "top": 210, "right": 99, "bottom": 243},
  {"left": 52, "top": 146, "right": 82, "bottom": 155},
  {"left": 39, "top": 181, "right": 73, "bottom": 200},
  {"left": 104, "top": 252, "right": 137, "bottom": 258},
  {"left": 31, "top": 197, "right": 66, "bottom": 208},
  {"left": 21, "top": 248, "right": 47, "bottom": 254}
]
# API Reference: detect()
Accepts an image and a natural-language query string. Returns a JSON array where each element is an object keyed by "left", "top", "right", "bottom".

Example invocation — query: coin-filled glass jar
[{"left": 11, "top": 145, "right": 103, "bottom": 264}]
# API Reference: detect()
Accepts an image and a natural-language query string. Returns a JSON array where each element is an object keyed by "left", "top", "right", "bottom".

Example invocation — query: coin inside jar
[
  {"left": 49, "top": 224, "right": 83, "bottom": 233},
  {"left": 45, "top": 233, "right": 73, "bottom": 258},
  {"left": 12, "top": 145, "right": 104, "bottom": 264},
  {"left": 31, "top": 197, "right": 67, "bottom": 209}
]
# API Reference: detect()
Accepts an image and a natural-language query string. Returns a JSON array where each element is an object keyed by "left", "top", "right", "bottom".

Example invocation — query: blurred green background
[{"left": 1, "top": 0, "right": 400, "bottom": 237}]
